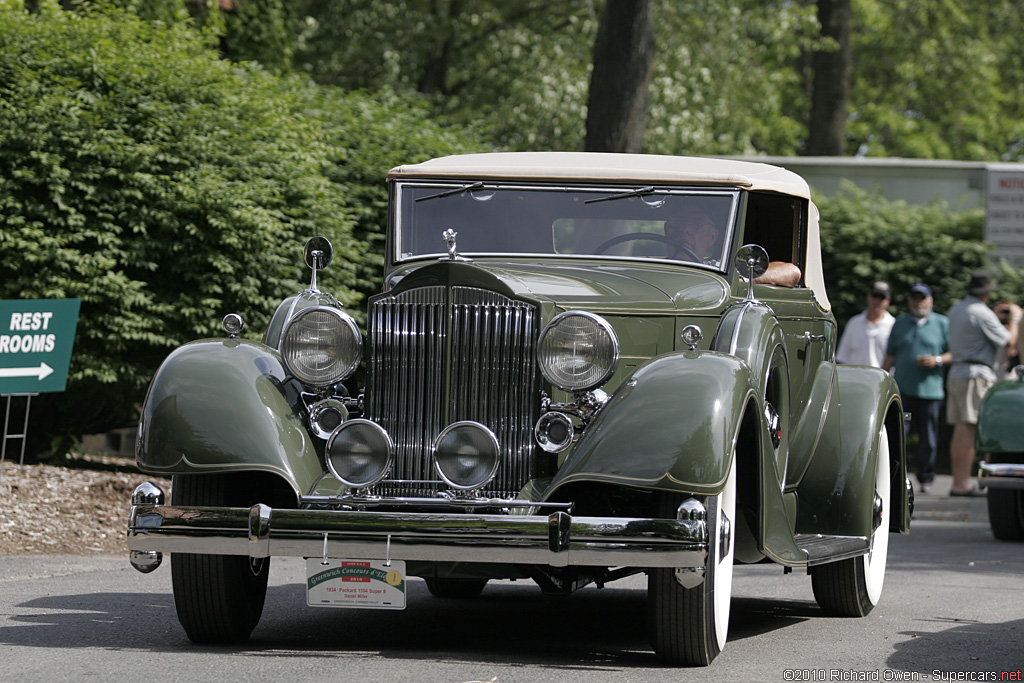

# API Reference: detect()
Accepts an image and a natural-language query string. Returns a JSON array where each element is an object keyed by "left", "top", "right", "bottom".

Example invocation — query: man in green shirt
[{"left": 883, "top": 283, "right": 950, "bottom": 494}]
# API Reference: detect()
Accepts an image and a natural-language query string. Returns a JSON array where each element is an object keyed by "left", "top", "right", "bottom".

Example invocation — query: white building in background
[{"left": 736, "top": 156, "right": 1024, "bottom": 269}]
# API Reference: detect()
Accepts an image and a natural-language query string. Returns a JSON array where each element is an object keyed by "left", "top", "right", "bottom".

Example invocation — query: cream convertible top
[{"left": 388, "top": 152, "right": 829, "bottom": 310}]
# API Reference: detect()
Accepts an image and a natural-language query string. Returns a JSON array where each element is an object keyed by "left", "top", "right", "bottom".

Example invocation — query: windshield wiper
[
  {"left": 584, "top": 186, "right": 656, "bottom": 204},
  {"left": 415, "top": 181, "right": 486, "bottom": 202}
]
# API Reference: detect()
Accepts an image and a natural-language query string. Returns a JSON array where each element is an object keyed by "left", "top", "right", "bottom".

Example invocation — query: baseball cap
[
  {"left": 869, "top": 280, "right": 891, "bottom": 298},
  {"left": 909, "top": 283, "right": 932, "bottom": 298}
]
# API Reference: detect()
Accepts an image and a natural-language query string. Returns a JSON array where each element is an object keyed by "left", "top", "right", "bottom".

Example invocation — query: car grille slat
[{"left": 366, "top": 286, "right": 538, "bottom": 498}]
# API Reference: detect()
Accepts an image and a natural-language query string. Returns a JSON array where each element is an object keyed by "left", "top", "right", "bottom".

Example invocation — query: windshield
[{"left": 395, "top": 182, "right": 739, "bottom": 270}]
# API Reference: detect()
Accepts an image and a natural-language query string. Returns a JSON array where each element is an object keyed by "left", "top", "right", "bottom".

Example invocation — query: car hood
[{"left": 384, "top": 259, "right": 730, "bottom": 313}]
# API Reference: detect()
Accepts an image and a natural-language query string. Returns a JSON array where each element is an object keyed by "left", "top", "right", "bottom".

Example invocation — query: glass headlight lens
[
  {"left": 433, "top": 422, "right": 500, "bottom": 491},
  {"left": 281, "top": 307, "right": 362, "bottom": 386},
  {"left": 537, "top": 311, "right": 619, "bottom": 392}
]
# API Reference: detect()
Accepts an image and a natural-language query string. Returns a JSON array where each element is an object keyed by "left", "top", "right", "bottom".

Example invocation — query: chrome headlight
[
  {"left": 537, "top": 311, "right": 619, "bottom": 392},
  {"left": 326, "top": 419, "right": 393, "bottom": 489},
  {"left": 281, "top": 306, "right": 362, "bottom": 386},
  {"left": 433, "top": 422, "right": 500, "bottom": 491}
]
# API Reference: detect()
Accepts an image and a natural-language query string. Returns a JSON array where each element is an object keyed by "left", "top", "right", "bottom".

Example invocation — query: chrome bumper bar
[
  {"left": 127, "top": 483, "right": 707, "bottom": 573},
  {"left": 978, "top": 461, "right": 1024, "bottom": 490}
]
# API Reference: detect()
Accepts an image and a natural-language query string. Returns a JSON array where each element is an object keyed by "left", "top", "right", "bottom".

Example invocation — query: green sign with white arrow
[{"left": 0, "top": 299, "right": 80, "bottom": 394}]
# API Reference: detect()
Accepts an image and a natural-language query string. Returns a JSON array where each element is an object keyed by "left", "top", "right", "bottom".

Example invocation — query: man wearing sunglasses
[{"left": 836, "top": 280, "right": 895, "bottom": 368}]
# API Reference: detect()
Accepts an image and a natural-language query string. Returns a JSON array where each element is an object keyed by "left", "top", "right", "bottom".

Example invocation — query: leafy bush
[
  {"left": 818, "top": 183, "right": 992, "bottom": 327},
  {"left": 0, "top": 6, "right": 478, "bottom": 459}
]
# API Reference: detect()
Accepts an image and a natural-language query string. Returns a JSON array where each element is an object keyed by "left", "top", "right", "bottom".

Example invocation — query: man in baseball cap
[
  {"left": 883, "top": 283, "right": 949, "bottom": 494},
  {"left": 836, "top": 280, "right": 894, "bottom": 368}
]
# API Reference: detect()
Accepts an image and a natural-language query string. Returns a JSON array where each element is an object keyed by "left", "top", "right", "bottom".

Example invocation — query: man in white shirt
[{"left": 836, "top": 280, "right": 895, "bottom": 368}]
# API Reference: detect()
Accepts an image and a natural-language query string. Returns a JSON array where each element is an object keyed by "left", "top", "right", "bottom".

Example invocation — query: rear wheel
[
  {"left": 647, "top": 462, "right": 736, "bottom": 666},
  {"left": 812, "top": 426, "right": 890, "bottom": 616},
  {"left": 987, "top": 488, "right": 1024, "bottom": 541},
  {"left": 424, "top": 578, "right": 489, "bottom": 599},
  {"left": 170, "top": 473, "right": 269, "bottom": 644}
]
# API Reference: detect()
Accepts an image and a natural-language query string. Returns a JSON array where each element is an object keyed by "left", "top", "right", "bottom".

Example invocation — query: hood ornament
[{"left": 441, "top": 229, "right": 466, "bottom": 261}]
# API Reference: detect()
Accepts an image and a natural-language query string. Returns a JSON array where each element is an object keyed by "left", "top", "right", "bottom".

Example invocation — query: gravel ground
[{"left": 0, "top": 458, "right": 170, "bottom": 556}]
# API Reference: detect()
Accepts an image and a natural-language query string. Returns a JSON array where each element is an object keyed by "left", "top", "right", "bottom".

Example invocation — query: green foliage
[
  {"left": 818, "top": 183, "right": 990, "bottom": 328},
  {"left": 0, "top": 7, "right": 357, "bottom": 458},
  {"left": 850, "top": 0, "right": 1024, "bottom": 160},
  {"left": 0, "top": 4, "right": 483, "bottom": 459},
  {"left": 291, "top": 0, "right": 819, "bottom": 155},
  {"left": 222, "top": 0, "right": 295, "bottom": 74}
]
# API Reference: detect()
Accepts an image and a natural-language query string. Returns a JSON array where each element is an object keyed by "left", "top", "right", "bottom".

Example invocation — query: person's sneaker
[{"left": 920, "top": 482, "right": 933, "bottom": 494}]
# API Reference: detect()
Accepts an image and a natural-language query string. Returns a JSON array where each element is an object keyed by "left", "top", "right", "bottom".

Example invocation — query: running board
[{"left": 793, "top": 534, "right": 869, "bottom": 566}]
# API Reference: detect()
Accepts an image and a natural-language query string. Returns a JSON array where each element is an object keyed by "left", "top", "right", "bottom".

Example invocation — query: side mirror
[
  {"left": 303, "top": 236, "right": 334, "bottom": 292},
  {"left": 734, "top": 244, "right": 769, "bottom": 302}
]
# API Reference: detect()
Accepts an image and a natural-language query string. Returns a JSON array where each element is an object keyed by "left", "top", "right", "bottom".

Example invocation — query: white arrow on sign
[{"left": 0, "top": 362, "right": 54, "bottom": 381}]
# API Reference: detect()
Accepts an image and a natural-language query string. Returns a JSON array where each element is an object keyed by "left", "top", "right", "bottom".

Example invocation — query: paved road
[{"left": 1, "top": 475, "right": 1021, "bottom": 682}]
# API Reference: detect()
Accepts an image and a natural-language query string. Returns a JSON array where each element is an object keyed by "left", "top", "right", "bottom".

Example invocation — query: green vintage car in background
[
  {"left": 127, "top": 153, "right": 911, "bottom": 666},
  {"left": 975, "top": 366, "right": 1024, "bottom": 541}
]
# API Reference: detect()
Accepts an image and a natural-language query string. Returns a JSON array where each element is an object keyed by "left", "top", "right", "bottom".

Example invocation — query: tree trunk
[
  {"left": 584, "top": 0, "right": 655, "bottom": 153},
  {"left": 806, "top": 0, "right": 852, "bottom": 156}
]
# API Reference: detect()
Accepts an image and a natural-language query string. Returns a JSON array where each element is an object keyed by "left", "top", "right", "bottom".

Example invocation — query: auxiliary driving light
[
  {"left": 433, "top": 421, "right": 500, "bottom": 491},
  {"left": 309, "top": 398, "right": 348, "bottom": 440},
  {"left": 326, "top": 419, "right": 393, "bottom": 489},
  {"left": 534, "top": 411, "right": 575, "bottom": 453}
]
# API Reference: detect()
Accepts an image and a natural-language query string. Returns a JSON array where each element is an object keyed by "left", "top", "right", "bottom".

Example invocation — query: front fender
[
  {"left": 976, "top": 379, "right": 1024, "bottom": 455},
  {"left": 136, "top": 339, "right": 322, "bottom": 498},
  {"left": 547, "top": 350, "right": 755, "bottom": 496},
  {"left": 796, "top": 365, "right": 907, "bottom": 535}
]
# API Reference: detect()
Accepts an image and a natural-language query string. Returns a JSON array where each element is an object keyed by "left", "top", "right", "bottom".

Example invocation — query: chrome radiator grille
[{"left": 365, "top": 285, "right": 539, "bottom": 498}]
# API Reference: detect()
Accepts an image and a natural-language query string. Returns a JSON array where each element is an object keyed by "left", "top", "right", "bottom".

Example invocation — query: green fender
[
  {"left": 976, "top": 379, "right": 1024, "bottom": 454},
  {"left": 547, "top": 350, "right": 754, "bottom": 496},
  {"left": 712, "top": 301, "right": 792, "bottom": 483},
  {"left": 796, "top": 365, "right": 908, "bottom": 536},
  {"left": 136, "top": 339, "right": 322, "bottom": 498}
]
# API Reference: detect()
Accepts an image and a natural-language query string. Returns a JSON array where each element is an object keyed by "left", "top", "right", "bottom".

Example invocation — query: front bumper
[
  {"left": 978, "top": 461, "right": 1024, "bottom": 490},
  {"left": 127, "top": 483, "right": 708, "bottom": 573}
]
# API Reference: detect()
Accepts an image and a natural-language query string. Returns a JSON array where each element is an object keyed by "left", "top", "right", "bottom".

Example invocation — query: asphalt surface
[{"left": 0, "top": 474, "right": 1021, "bottom": 682}]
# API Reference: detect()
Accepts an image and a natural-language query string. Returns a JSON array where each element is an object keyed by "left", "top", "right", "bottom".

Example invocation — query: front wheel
[
  {"left": 647, "top": 462, "right": 736, "bottom": 666},
  {"left": 987, "top": 488, "right": 1024, "bottom": 541},
  {"left": 812, "top": 426, "right": 891, "bottom": 616},
  {"left": 170, "top": 473, "right": 269, "bottom": 644}
]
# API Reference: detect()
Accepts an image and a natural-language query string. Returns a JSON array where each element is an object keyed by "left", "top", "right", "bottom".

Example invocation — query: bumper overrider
[{"left": 127, "top": 482, "right": 709, "bottom": 574}]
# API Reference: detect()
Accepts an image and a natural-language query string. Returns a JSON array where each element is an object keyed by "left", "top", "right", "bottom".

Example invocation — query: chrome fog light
[
  {"left": 326, "top": 419, "right": 393, "bottom": 489},
  {"left": 309, "top": 398, "right": 348, "bottom": 440},
  {"left": 534, "top": 411, "right": 574, "bottom": 453},
  {"left": 433, "top": 421, "right": 500, "bottom": 491}
]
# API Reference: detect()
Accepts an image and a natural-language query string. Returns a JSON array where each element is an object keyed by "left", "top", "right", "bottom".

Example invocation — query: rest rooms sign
[{"left": 0, "top": 299, "right": 80, "bottom": 394}]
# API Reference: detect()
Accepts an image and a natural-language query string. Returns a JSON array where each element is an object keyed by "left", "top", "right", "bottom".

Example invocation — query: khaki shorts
[{"left": 946, "top": 376, "right": 993, "bottom": 425}]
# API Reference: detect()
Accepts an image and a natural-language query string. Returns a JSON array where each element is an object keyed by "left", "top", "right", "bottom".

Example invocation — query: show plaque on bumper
[{"left": 127, "top": 483, "right": 709, "bottom": 570}]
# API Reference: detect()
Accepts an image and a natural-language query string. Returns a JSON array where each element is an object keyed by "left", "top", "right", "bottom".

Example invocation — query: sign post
[{"left": 0, "top": 299, "right": 80, "bottom": 480}]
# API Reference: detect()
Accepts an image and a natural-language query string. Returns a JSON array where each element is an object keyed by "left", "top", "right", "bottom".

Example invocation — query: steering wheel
[{"left": 593, "top": 232, "right": 701, "bottom": 263}]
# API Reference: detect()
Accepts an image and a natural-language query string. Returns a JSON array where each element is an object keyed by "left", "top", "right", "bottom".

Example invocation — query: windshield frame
[{"left": 392, "top": 181, "right": 741, "bottom": 273}]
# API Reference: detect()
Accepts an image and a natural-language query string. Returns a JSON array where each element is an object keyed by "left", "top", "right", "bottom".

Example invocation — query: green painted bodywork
[
  {"left": 549, "top": 350, "right": 753, "bottom": 495},
  {"left": 136, "top": 339, "right": 323, "bottom": 498},
  {"left": 976, "top": 379, "right": 1024, "bottom": 455},
  {"left": 797, "top": 365, "right": 907, "bottom": 536}
]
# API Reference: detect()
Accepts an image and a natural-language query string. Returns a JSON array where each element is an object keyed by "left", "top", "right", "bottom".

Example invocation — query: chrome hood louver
[{"left": 364, "top": 285, "right": 540, "bottom": 499}]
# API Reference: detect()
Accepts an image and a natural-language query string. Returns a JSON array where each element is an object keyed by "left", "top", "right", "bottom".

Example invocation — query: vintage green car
[
  {"left": 127, "top": 153, "right": 911, "bottom": 666},
  {"left": 975, "top": 366, "right": 1024, "bottom": 541}
]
